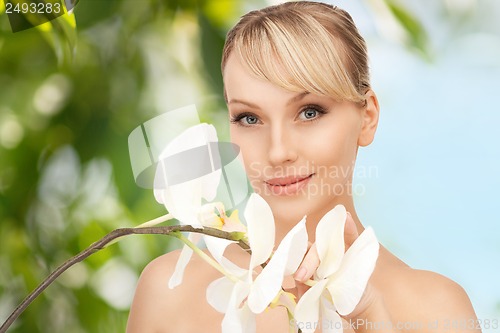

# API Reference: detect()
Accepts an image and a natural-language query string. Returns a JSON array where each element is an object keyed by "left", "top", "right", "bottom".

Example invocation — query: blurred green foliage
[
  {"left": 0, "top": 0, "right": 427, "bottom": 332},
  {"left": 0, "top": 0, "right": 261, "bottom": 332},
  {"left": 384, "top": 0, "right": 430, "bottom": 59}
]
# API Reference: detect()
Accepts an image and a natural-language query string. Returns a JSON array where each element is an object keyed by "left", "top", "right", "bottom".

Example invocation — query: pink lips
[{"left": 264, "top": 174, "right": 313, "bottom": 196}]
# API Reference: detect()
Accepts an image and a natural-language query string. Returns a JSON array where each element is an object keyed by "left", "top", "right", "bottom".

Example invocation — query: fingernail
[{"left": 294, "top": 267, "right": 307, "bottom": 281}]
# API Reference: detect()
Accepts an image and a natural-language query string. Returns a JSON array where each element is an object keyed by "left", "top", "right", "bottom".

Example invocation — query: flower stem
[
  {"left": 103, "top": 213, "right": 174, "bottom": 248},
  {"left": 173, "top": 232, "right": 239, "bottom": 282},
  {"left": 0, "top": 224, "right": 245, "bottom": 333}
]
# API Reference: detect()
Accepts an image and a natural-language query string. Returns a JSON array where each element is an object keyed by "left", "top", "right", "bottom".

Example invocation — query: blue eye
[
  {"left": 303, "top": 108, "right": 318, "bottom": 119},
  {"left": 298, "top": 106, "right": 326, "bottom": 121},
  {"left": 242, "top": 115, "right": 258, "bottom": 125},
  {"left": 230, "top": 112, "right": 260, "bottom": 126}
]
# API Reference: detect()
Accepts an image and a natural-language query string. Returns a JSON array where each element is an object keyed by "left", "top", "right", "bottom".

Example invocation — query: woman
[{"left": 127, "top": 2, "right": 480, "bottom": 332}]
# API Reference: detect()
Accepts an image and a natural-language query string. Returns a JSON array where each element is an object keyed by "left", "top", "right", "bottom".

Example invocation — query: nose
[{"left": 267, "top": 124, "right": 298, "bottom": 166}]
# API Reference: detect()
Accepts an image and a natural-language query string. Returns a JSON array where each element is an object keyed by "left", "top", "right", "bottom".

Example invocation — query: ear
[{"left": 357, "top": 90, "right": 380, "bottom": 147}]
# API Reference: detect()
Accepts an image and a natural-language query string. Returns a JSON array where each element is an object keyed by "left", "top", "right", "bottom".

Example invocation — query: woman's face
[{"left": 224, "top": 54, "right": 366, "bottom": 228}]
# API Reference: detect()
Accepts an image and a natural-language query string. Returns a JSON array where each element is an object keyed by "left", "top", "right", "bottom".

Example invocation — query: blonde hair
[{"left": 222, "top": 1, "right": 370, "bottom": 105}]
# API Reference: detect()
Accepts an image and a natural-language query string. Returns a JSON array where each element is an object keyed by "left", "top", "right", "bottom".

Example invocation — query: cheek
[
  {"left": 230, "top": 128, "right": 263, "bottom": 180},
  {"left": 309, "top": 124, "right": 358, "bottom": 175}
]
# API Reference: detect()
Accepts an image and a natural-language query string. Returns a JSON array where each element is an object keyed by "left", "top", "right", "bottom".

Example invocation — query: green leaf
[
  {"left": 198, "top": 11, "right": 225, "bottom": 99},
  {"left": 35, "top": 10, "right": 77, "bottom": 66},
  {"left": 386, "top": 0, "right": 431, "bottom": 60}
]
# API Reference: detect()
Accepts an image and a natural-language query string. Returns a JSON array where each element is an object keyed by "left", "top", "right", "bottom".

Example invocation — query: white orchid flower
[
  {"left": 153, "top": 123, "right": 241, "bottom": 288},
  {"left": 294, "top": 205, "right": 379, "bottom": 333},
  {"left": 153, "top": 123, "right": 221, "bottom": 222},
  {"left": 206, "top": 193, "right": 308, "bottom": 333}
]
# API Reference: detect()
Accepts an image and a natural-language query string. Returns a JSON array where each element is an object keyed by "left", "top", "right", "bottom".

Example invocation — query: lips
[
  {"left": 264, "top": 174, "right": 314, "bottom": 196},
  {"left": 265, "top": 175, "right": 312, "bottom": 186}
]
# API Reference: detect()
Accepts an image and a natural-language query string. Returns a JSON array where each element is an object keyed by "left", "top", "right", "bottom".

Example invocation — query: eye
[
  {"left": 242, "top": 115, "right": 259, "bottom": 125},
  {"left": 230, "top": 112, "right": 261, "bottom": 126},
  {"left": 297, "top": 105, "right": 326, "bottom": 121},
  {"left": 303, "top": 108, "right": 318, "bottom": 119}
]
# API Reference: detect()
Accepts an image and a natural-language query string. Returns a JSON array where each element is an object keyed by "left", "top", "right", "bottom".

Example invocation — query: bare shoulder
[
  {"left": 126, "top": 249, "right": 223, "bottom": 333},
  {"left": 408, "top": 269, "right": 472, "bottom": 301},
  {"left": 410, "top": 268, "right": 475, "bottom": 312},
  {"left": 386, "top": 265, "right": 480, "bottom": 332}
]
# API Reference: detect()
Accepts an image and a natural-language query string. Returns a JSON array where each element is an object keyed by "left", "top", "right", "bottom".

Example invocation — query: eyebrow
[
  {"left": 287, "top": 92, "right": 309, "bottom": 106},
  {"left": 227, "top": 98, "right": 260, "bottom": 109},
  {"left": 227, "top": 92, "right": 310, "bottom": 109}
]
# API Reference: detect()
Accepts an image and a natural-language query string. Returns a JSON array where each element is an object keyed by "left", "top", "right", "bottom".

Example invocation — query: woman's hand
[{"left": 292, "top": 211, "right": 381, "bottom": 321}]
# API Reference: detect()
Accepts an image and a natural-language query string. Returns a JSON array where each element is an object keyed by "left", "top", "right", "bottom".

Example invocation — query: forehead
[
  {"left": 223, "top": 54, "right": 301, "bottom": 103},
  {"left": 222, "top": 52, "right": 309, "bottom": 101},
  {"left": 223, "top": 54, "right": 345, "bottom": 118}
]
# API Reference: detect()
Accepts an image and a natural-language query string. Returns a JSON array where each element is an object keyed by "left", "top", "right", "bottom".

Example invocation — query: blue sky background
[{"left": 329, "top": 0, "right": 500, "bottom": 327}]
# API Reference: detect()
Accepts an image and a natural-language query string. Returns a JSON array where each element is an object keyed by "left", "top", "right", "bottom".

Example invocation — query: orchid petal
[
  {"left": 320, "top": 298, "right": 343, "bottom": 333},
  {"left": 294, "top": 278, "right": 329, "bottom": 333},
  {"left": 244, "top": 194, "right": 275, "bottom": 270},
  {"left": 326, "top": 227, "right": 379, "bottom": 316},
  {"left": 316, "top": 205, "right": 347, "bottom": 279},
  {"left": 204, "top": 236, "right": 233, "bottom": 266},
  {"left": 203, "top": 236, "right": 247, "bottom": 277},
  {"left": 283, "top": 217, "right": 308, "bottom": 275},
  {"left": 206, "top": 276, "right": 235, "bottom": 313},
  {"left": 200, "top": 127, "right": 222, "bottom": 201},
  {"left": 168, "top": 233, "right": 202, "bottom": 289},
  {"left": 153, "top": 124, "right": 221, "bottom": 219},
  {"left": 221, "top": 282, "right": 255, "bottom": 333},
  {"left": 154, "top": 124, "right": 216, "bottom": 190},
  {"left": 247, "top": 219, "right": 308, "bottom": 313},
  {"left": 157, "top": 180, "right": 203, "bottom": 225},
  {"left": 237, "top": 305, "right": 257, "bottom": 333},
  {"left": 222, "top": 304, "right": 256, "bottom": 333}
]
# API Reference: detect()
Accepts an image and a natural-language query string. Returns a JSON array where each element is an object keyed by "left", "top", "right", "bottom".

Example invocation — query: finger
[
  {"left": 344, "top": 211, "right": 359, "bottom": 250},
  {"left": 295, "top": 280, "right": 310, "bottom": 299},
  {"left": 294, "top": 243, "right": 319, "bottom": 283},
  {"left": 344, "top": 212, "right": 359, "bottom": 248}
]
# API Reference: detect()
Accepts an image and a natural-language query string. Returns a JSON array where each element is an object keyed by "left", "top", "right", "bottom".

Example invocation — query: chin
[
  {"left": 259, "top": 192, "right": 313, "bottom": 224},
  {"left": 269, "top": 194, "right": 342, "bottom": 226}
]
